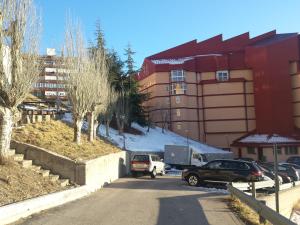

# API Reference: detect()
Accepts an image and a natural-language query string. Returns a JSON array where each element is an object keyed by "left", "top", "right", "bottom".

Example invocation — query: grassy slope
[
  {"left": 13, "top": 120, "right": 121, "bottom": 160},
  {"left": 0, "top": 161, "right": 64, "bottom": 206}
]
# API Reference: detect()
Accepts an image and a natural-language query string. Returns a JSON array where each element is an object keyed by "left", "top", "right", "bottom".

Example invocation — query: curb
[{"left": 0, "top": 185, "right": 98, "bottom": 225}]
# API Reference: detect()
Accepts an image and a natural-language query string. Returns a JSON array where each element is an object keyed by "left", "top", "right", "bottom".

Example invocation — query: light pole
[{"left": 273, "top": 142, "right": 279, "bottom": 213}]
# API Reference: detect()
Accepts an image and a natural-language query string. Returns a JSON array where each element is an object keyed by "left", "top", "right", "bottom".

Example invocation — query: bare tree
[
  {"left": 87, "top": 49, "right": 109, "bottom": 142},
  {"left": 0, "top": 0, "right": 41, "bottom": 164},
  {"left": 64, "top": 17, "right": 94, "bottom": 145}
]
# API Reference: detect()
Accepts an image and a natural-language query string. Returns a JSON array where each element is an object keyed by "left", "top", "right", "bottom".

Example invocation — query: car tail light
[{"left": 251, "top": 171, "right": 262, "bottom": 176}]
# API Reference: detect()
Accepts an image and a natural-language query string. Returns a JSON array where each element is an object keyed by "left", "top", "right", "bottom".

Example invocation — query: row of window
[
  {"left": 167, "top": 70, "right": 230, "bottom": 95},
  {"left": 34, "top": 83, "right": 66, "bottom": 89},
  {"left": 247, "top": 146, "right": 299, "bottom": 155},
  {"left": 170, "top": 70, "right": 230, "bottom": 82}
]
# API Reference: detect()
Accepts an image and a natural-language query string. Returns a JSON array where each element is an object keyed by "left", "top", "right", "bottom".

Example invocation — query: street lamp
[{"left": 273, "top": 141, "right": 279, "bottom": 213}]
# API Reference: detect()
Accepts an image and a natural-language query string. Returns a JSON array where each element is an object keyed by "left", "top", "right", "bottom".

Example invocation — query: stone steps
[
  {"left": 19, "top": 160, "right": 32, "bottom": 168},
  {"left": 7, "top": 149, "right": 16, "bottom": 156},
  {"left": 13, "top": 154, "right": 24, "bottom": 161},
  {"left": 49, "top": 174, "right": 59, "bottom": 182},
  {"left": 9, "top": 149, "right": 70, "bottom": 187},
  {"left": 59, "top": 179, "right": 70, "bottom": 187},
  {"left": 30, "top": 165, "right": 41, "bottom": 171},
  {"left": 39, "top": 169, "right": 50, "bottom": 177}
]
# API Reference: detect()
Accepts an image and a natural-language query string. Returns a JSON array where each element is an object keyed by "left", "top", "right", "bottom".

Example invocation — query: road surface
[{"left": 16, "top": 176, "right": 242, "bottom": 225}]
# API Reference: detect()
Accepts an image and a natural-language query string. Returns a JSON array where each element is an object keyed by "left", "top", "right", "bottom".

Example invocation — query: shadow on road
[
  {"left": 106, "top": 176, "right": 228, "bottom": 192},
  {"left": 156, "top": 192, "right": 217, "bottom": 225},
  {"left": 105, "top": 176, "right": 203, "bottom": 192}
]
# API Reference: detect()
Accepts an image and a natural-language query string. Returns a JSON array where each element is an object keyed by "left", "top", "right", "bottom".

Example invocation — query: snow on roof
[
  {"left": 239, "top": 134, "right": 299, "bottom": 144},
  {"left": 151, "top": 54, "right": 223, "bottom": 65},
  {"left": 62, "top": 113, "right": 229, "bottom": 154}
]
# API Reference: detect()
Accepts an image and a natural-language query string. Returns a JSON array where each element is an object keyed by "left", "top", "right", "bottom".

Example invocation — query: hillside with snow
[{"left": 62, "top": 113, "right": 229, "bottom": 154}]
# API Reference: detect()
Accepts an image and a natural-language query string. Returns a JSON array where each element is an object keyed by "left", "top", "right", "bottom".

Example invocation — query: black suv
[{"left": 182, "top": 159, "right": 263, "bottom": 186}]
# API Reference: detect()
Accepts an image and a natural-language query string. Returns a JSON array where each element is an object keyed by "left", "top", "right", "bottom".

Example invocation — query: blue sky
[{"left": 37, "top": 0, "right": 300, "bottom": 68}]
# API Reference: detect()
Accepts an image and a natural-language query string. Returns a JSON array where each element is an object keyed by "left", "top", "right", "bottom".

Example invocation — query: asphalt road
[{"left": 16, "top": 176, "right": 242, "bottom": 225}]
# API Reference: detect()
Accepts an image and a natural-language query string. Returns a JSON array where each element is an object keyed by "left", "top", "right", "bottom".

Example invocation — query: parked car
[
  {"left": 182, "top": 159, "right": 263, "bottom": 186},
  {"left": 279, "top": 162, "right": 300, "bottom": 174},
  {"left": 287, "top": 156, "right": 300, "bottom": 166},
  {"left": 255, "top": 163, "right": 283, "bottom": 184},
  {"left": 234, "top": 157, "right": 255, "bottom": 162},
  {"left": 259, "top": 162, "right": 298, "bottom": 182},
  {"left": 131, "top": 154, "right": 165, "bottom": 178}
]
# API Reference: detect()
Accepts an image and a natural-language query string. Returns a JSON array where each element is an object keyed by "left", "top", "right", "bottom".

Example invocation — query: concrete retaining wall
[
  {"left": 0, "top": 185, "right": 97, "bottom": 225},
  {"left": 10, "top": 140, "right": 130, "bottom": 188}
]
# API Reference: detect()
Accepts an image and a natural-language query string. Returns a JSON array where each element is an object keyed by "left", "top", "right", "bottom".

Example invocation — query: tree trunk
[
  {"left": 74, "top": 116, "right": 83, "bottom": 144},
  {"left": 116, "top": 114, "right": 122, "bottom": 135},
  {"left": 87, "top": 112, "right": 95, "bottom": 142},
  {"left": 105, "top": 119, "right": 110, "bottom": 137},
  {"left": 94, "top": 119, "right": 99, "bottom": 139},
  {"left": 0, "top": 108, "right": 13, "bottom": 164}
]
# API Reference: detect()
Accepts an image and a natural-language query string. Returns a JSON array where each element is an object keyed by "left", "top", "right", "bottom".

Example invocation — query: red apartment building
[{"left": 137, "top": 30, "right": 300, "bottom": 162}]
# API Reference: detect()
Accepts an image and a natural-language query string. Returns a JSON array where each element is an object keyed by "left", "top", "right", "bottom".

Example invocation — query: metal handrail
[{"left": 228, "top": 184, "right": 296, "bottom": 225}]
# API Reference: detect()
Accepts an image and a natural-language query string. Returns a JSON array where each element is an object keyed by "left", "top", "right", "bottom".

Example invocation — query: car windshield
[{"left": 133, "top": 155, "right": 149, "bottom": 162}]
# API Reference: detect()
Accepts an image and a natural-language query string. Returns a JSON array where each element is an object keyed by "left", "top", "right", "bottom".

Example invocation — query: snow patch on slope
[{"left": 62, "top": 113, "right": 228, "bottom": 154}]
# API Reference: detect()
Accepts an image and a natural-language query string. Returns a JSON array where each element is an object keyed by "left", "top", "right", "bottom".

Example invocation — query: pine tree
[
  {"left": 95, "top": 20, "right": 105, "bottom": 52},
  {"left": 124, "top": 43, "right": 135, "bottom": 76},
  {"left": 123, "top": 44, "right": 148, "bottom": 127}
]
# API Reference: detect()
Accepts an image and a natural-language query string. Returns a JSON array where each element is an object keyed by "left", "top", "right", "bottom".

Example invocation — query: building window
[
  {"left": 176, "top": 109, "right": 181, "bottom": 117},
  {"left": 285, "top": 146, "right": 298, "bottom": 155},
  {"left": 171, "top": 70, "right": 185, "bottom": 82},
  {"left": 216, "top": 70, "right": 229, "bottom": 81},
  {"left": 176, "top": 123, "right": 182, "bottom": 130},
  {"left": 170, "top": 83, "right": 187, "bottom": 95},
  {"left": 175, "top": 96, "right": 181, "bottom": 104},
  {"left": 247, "top": 147, "right": 256, "bottom": 155}
]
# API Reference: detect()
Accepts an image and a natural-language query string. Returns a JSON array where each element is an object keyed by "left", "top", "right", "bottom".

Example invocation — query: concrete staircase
[{"left": 8, "top": 149, "right": 70, "bottom": 187}]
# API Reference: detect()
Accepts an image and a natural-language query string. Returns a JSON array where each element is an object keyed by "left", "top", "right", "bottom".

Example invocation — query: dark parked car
[
  {"left": 287, "top": 156, "right": 300, "bottom": 166},
  {"left": 182, "top": 159, "right": 263, "bottom": 186},
  {"left": 259, "top": 162, "right": 298, "bottom": 182},
  {"left": 234, "top": 157, "right": 255, "bottom": 162},
  {"left": 279, "top": 162, "right": 300, "bottom": 174}
]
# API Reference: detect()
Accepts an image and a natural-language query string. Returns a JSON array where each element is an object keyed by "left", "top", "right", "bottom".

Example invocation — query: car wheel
[
  {"left": 160, "top": 169, "right": 166, "bottom": 176},
  {"left": 151, "top": 168, "right": 157, "bottom": 179},
  {"left": 187, "top": 174, "right": 199, "bottom": 186}
]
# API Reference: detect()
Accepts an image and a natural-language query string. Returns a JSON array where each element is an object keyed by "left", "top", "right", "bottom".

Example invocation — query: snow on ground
[
  {"left": 186, "top": 185, "right": 229, "bottom": 194},
  {"left": 62, "top": 113, "right": 228, "bottom": 154}
]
